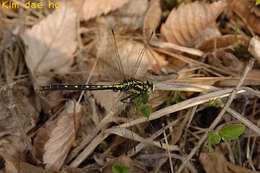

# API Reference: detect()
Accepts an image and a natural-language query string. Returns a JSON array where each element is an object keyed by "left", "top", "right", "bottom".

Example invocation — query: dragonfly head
[{"left": 146, "top": 80, "right": 154, "bottom": 94}]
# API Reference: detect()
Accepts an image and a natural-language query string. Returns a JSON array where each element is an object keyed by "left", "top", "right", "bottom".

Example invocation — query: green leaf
[
  {"left": 165, "top": 0, "right": 178, "bottom": 7},
  {"left": 173, "top": 91, "right": 186, "bottom": 103},
  {"left": 256, "top": 0, "right": 260, "bottom": 5},
  {"left": 140, "top": 105, "right": 152, "bottom": 118},
  {"left": 219, "top": 124, "right": 245, "bottom": 141},
  {"left": 143, "top": 92, "right": 150, "bottom": 104},
  {"left": 208, "top": 130, "right": 221, "bottom": 145},
  {"left": 98, "top": 141, "right": 108, "bottom": 151},
  {"left": 206, "top": 130, "right": 220, "bottom": 152},
  {"left": 112, "top": 163, "right": 132, "bottom": 173},
  {"left": 134, "top": 95, "right": 142, "bottom": 106},
  {"left": 208, "top": 98, "right": 223, "bottom": 108}
]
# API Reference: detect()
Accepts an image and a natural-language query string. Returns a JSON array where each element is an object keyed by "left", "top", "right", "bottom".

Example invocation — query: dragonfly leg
[
  {"left": 142, "top": 94, "right": 146, "bottom": 104},
  {"left": 120, "top": 94, "right": 139, "bottom": 103}
]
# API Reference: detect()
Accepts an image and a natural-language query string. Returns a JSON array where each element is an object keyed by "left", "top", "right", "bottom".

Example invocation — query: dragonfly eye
[{"left": 146, "top": 80, "right": 154, "bottom": 93}]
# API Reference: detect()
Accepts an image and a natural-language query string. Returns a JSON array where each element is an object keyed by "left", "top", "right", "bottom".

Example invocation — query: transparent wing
[
  {"left": 111, "top": 29, "right": 126, "bottom": 80},
  {"left": 131, "top": 32, "right": 154, "bottom": 79},
  {"left": 96, "top": 27, "right": 126, "bottom": 81}
]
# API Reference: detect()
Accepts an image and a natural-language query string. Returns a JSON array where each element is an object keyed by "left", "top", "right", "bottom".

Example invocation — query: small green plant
[
  {"left": 165, "top": 0, "right": 178, "bottom": 7},
  {"left": 97, "top": 141, "right": 108, "bottom": 152},
  {"left": 206, "top": 124, "right": 245, "bottom": 152},
  {"left": 208, "top": 98, "right": 223, "bottom": 108},
  {"left": 112, "top": 163, "right": 132, "bottom": 173},
  {"left": 134, "top": 93, "right": 152, "bottom": 118},
  {"left": 207, "top": 130, "right": 221, "bottom": 152},
  {"left": 173, "top": 91, "right": 186, "bottom": 103}
]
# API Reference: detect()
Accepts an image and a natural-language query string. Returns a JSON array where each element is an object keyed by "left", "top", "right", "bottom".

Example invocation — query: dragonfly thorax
[{"left": 121, "top": 78, "right": 154, "bottom": 95}]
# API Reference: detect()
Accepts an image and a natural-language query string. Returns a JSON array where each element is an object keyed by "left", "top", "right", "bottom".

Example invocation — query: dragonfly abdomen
[{"left": 40, "top": 84, "right": 124, "bottom": 91}]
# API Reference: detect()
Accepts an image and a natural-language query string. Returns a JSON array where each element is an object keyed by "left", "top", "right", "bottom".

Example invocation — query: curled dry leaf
[
  {"left": 34, "top": 101, "right": 82, "bottom": 171},
  {"left": 232, "top": 0, "right": 260, "bottom": 35},
  {"left": 96, "top": 0, "right": 148, "bottom": 30},
  {"left": 21, "top": 1, "right": 77, "bottom": 85},
  {"left": 196, "top": 34, "right": 249, "bottom": 52},
  {"left": 73, "top": 0, "right": 131, "bottom": 21},
  {"left": 161, "top": 1, "right": 227, "bottom": 47},
  {"left": 143, "top": 0, "right": 162, "bottom": 39}
]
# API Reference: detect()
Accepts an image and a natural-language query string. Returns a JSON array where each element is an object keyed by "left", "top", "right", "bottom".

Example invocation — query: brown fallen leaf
[
  {"left": 91, "top": 86, "right": 124, "bottom": 115},
  {"left": 21, "top": 1, "right": 77, "bottom": 85},
  {"left": 200, "top": 151, "right": 259, "bottom": 173},
  {"left": 0, "top": 136, "right": 27, "bottom": 162},
  {"left": 0, "top": 151, "right": 54, "bottom": 173},
  {"left": 73, "top": 0, "right": 131, "bottom": 21},
  {"left": 208, "top": 50, "right": 245, "bottom": 73},
  {"left": 161, "top": 1, "right": 227, "bottom": 47},
  {"left": 200, "top": 151, "right": 230, "bottom": 173},
  {"left": 196, "top": 34, "right": 249, "bottom": 52},
  {"left": 96, "top": 0, "right": 148, "bottom": 30},
  {"left": 143, "top": 0, "right": 162, "bottom": 39},
  {"left": 34, "top": 101, "right": 82, "bottom": 171}
]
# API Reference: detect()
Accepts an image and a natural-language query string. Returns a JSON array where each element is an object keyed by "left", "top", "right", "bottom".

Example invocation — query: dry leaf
[
  {"left": 208, "top": 50, "right": 244, "bottom": 73},
  {"left": 0, "top": 151, "right": 54, "bottom": 173},
  {"left": 34, "top": 101, "right": 81, "bottom": 171},
  {"left": 0, "top": 91, "right": 38, "bottom": 137},
  {"left": 21, "top": 1, "right": 77, "bottom": 85},
  {"left": 0, "top": 136, "right": 27, "bottom": 161},
  {"left": 196, "top": 34, "right": 249, "bottom": 52},
  {"left": 74, "top": 0, "right": 131, "bottom": 21},
  {"left": 92, "top": 87, "right": 125, "bottom": 115},
  {"left": 225, "top": 161, "right": 260, "bottom": 173},
  {"left": 232, "top": 0, "right": 260, "bottom": 35},
  {"left": 96, "top": 0, "right": 148, "bottom": 30},
  {"left": 143, "top": 0, "right": 162, "bottom": 39},
  {"left": 200, "top": 151, "right": 232, "bottom": 173},
  {"left": 200, "top": 151, "right": 259, "bottom": 173},
  {"left": 161, "top": 1, "right": 227, "bottom": 47}
]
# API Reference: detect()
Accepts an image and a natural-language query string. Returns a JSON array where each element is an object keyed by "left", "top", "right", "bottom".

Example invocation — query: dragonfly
[
  {"left": 40, "top": 28, "right": 157, "bottom": 158},
  {"left": 40, "top": 29, "right": 155, "bottom": 106}
]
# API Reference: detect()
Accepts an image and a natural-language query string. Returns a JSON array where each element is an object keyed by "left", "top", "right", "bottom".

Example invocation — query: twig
[
  {"left": 176, "top": 58, "right": 255, "bottom": 173},
  {"left": 163, "top": 123, "right": 174, "bottom": 173}
]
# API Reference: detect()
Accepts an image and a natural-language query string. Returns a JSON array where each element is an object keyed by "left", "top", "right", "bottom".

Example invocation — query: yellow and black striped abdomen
[{"left": 40, "top": 84, "right": 124, "bottom": 91}]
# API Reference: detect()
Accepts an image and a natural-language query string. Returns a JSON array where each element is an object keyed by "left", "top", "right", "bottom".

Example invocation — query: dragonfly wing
[{"left": 96, "top": 27, "right": 125, "bottom": 81}]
